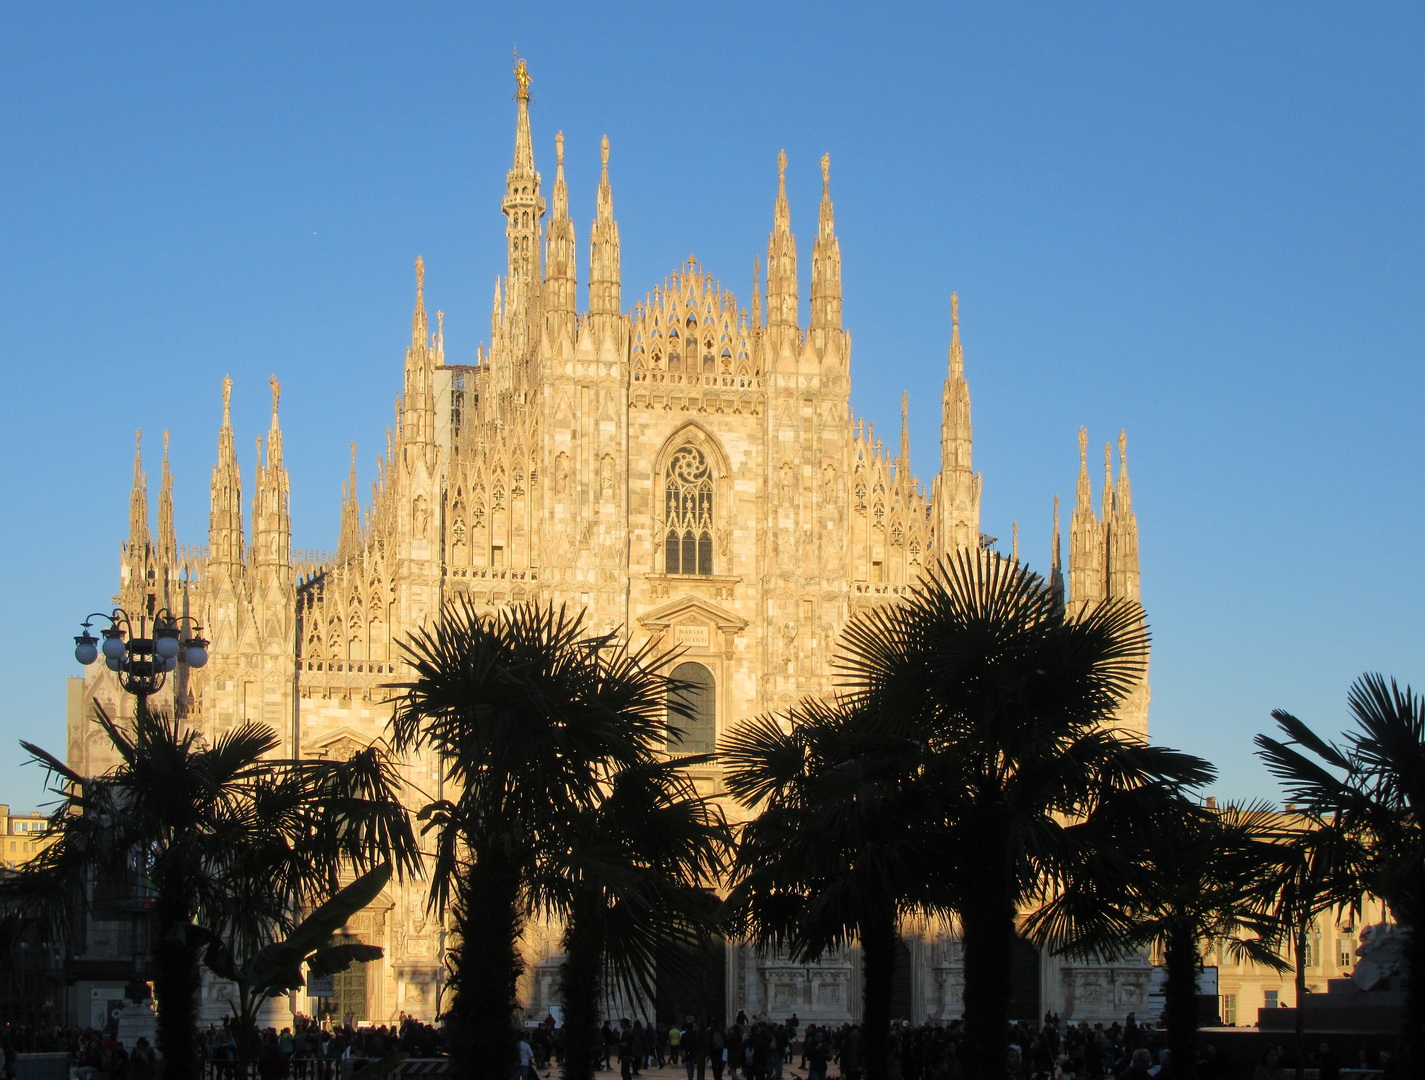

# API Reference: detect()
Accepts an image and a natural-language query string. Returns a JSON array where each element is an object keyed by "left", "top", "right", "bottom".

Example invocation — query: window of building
[
  {"left": 664, "top": 445, "right": 713, "bottom": 575},
  {"left": 668, "top": 662, "right": 715, "bottom": 755},
  {"left": 1264, "top": 990, "right": 1279, "bottom": 1009},
  {"left": 1222, "top": 994, "right": 1237, "bottom": 1026},
  {"left": 492, "top": 545, "right": 505, "bottom": 568},
  {"left": 1339, "top": 940, "right": 1355, "bottom": 968}
]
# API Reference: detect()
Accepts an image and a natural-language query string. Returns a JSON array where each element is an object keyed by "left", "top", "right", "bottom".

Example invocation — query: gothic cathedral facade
[{"left": 68, "top": 62, "right": 1152, "bottom": 1027}]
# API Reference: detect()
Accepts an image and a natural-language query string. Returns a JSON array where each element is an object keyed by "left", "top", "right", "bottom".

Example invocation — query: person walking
[
  {"left": 681, "top": 1018, "right": 701, "bottom": 1080},
  {"left": 668, "top": 1023, "right": 681, "bottom": 1066}
]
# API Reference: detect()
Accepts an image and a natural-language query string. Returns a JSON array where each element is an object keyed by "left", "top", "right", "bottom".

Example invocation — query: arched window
[
  {"left": 664, "top": 445, "right": 713, "bottom": 575},
  {"left": 668, "top": 661, "right": 715, "bottom": 754}
]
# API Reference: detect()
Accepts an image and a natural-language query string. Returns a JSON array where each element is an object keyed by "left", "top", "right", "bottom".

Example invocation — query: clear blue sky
[{"left": 1, "top": 4, "right": 1421, "bottom": 809}]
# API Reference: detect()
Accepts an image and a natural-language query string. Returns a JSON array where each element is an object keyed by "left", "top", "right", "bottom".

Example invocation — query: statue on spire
[
  {"left": 222, "top": 374, "right": 233, "bottom": 420},
  {"left": 269, "top": 374, "right": 281, "bottom": 415},
  {"left": 514, "top": 55, "right": 531, "bottom": 101},
  {"left": 952, "top": 291, "right": 959, "bottom": 326}
]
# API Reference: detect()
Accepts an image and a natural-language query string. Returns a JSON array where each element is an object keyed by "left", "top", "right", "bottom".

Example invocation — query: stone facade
[{"left": 66, "top": 59, "right": 1150, "bottom": 1027}]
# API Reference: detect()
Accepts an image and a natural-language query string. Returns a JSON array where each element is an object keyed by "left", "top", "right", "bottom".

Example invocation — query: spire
[
  {"left": 588, "top": 134, "right": 622, "bottom": 333},
  {"left": 1110, "top": 430, "right": 1141, "bottom": 604},
  {"left": 766, "top": 150, "right": 799, "bottom": 330},
  {"left": 252, "top": 375, "right": 291, "bottom": 574},
  {"left": 810, "top": 152, "right": 842, "bottom": 330},
  {"left": 128, "top": 430, "right": 150, "bottom": 551},
  {"left": 1116, "top": 429, "right": 1132, "bottom": 512},
  {"left": 513, "top": 55, "right": 534, "bottom": 173},
  {"left": 934, "top": 291, "right": 981, "bottom": 555},
  {"left": 1069, "top": 427, "right": 1108, "bottom": 608},
  {"left": 503, "top": 54, "right": 545, "bottom": 290},
  {"left": 208, "top": 375, "right": 245, "bottom": 582},
  {"left": 157, "top": 430, "right": 176, "bottom": 564},
  {"left": 1049, "top": 494, "right": 1065, "bottom": 614},
  {"left": 338, "top": 442, "right": 361, "bottom": 562},
  {"left": 1012, "top": 521, "right": 1019, "bottom": 563},
  {"left": 412, "top": 255, "right": 428, "bottom": 349},
  {"left": 897, "top": 391, "right": 911, "bottom": 483},
  {"left": 403, "top": 262, "right": 437, "bottom": 448},
  {"left": 1075, "top": 426, "right": 1092, "bottom": 513},
  {"left": 1052, "top": 494, "right": 1062, "bottom": 574},
  {"left": 1101, "top": 441, "right": 1115, "bottom": 521},
  {"left": 751, "top": 257, "right": 763, "bottom": 330},
  {"left": 544, "top": 131, "right": 576, "bottom": 339}
]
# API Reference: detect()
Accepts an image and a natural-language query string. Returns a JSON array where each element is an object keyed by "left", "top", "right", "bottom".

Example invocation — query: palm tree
[
  {"left": 547, "top": 756, "right": 730, "bottom": 1080},
  {"left": 1116, "top": 801, "right": 1285, "bottom": 1080},
  {"left": 720, "top": 698, "right": 939, "bottom": 1080},
  {"left": 832, "top": 550, "right": 1213, "bottom": 1078},
  {"left": 389, "top": 598, "right": 688, "bottom": 1080},
  {"left": 0, "top": 706, "right": 419, "bottom": 1080},
  {"left": 1256, "top": 673, "right": 1425, "bottom": 1070}
]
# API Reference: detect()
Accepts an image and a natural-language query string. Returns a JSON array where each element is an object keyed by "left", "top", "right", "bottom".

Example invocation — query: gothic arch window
[
  {"left": 668, "top": 661, "right": 715, "bottom": 754},
  {"left": 664, "top": 444, "right": 713, "bottom": 575}
]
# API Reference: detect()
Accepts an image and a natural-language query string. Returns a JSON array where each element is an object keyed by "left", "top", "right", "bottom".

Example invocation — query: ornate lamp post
[
  {"left": 73, "top": 608, "right": 209, "bottom": 731},
  {"left": 72, "top": 608, "right": 208, "bottom": 1004}
]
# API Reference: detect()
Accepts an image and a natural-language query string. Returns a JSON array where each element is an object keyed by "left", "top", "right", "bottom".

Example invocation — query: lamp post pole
[{"left": 72, "top": 608, "right": 209, "bottom": 1003}]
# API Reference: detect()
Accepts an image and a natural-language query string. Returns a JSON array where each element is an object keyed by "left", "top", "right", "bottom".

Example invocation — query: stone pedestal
[{"left": 115, "top": 999, "right": 158, "bottom": 1053}]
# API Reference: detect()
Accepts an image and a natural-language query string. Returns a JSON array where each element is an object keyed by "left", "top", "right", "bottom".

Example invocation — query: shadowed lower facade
[{"left": 67, "top": 60, "right": 1152, "bottom": 1028}]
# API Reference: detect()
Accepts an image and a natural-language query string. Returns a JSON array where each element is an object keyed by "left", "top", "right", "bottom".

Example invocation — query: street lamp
[
  {"left": 73, "top": 608, "right": 208, "bottom": 726},
  {"left": 72, "top": 606, "right": 208, "bottom": 1005}
]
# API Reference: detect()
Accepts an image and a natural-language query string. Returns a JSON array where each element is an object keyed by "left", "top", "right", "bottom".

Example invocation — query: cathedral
[{"left": 67, "top": 60, "right": 1152, "bottom": 1029}]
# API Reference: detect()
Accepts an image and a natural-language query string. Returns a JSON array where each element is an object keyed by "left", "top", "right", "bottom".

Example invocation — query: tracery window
[{"left": 664, "top": 445, "right": 713, "bottom": 575}]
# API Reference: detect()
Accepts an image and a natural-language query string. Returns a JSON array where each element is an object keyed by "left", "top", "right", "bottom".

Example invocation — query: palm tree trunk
[
  {"left": 449, "top": 850, "right": 525, "bottom": 1080},
  {"left": 1294, "top": 927, "right": 1308, "bottom": 1080},
  {"left": 152, "top": 907, "right": 202, "bottom": 1080},
  {"left": 959, "top": 887, "right": 1015, "bottom": 1080},
  {"left": 559, "top": 897, "right": 603, "bottom": 1080},
  {"left": 1401, "top": 903, "right": 1425, "bottom": 1076},
  {"left": 858, "top": 909, "right": 897, "bottom": 1080},
  {"left": 1162, "top": 924, "right": 1200, "bottom": 1080}
]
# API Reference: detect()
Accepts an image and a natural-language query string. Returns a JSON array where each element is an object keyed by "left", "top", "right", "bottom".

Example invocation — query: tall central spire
[
  {"left": 933, "top": 292, "right": 982, "bottom": 555},
  {"left": 503, "top": 55, "right": 545, "bottom": 291}
]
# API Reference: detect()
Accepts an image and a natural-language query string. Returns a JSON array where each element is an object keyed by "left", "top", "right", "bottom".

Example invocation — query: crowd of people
[{"left": 0, "top": 1010, "right": 1403, "bottom": 1080}]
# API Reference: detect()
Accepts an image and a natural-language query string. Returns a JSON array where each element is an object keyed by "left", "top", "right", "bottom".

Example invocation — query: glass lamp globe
[
  {"left": 185, "top": 645, "right": 208, "bottom": 669},
  {"left": 105, "top": 655, "right": 123, "bottom": 672},
  {"left": 164, "top": 655, "right": 178, "bottom": 672},
  {"left": 155, "top": 632, "right": 180, "bottom": 660},
  {"left": 74, "top": 634, "right": 99, "bottom": 666},
  {"left": 101, "top": 631, "right": 127, "bottom": 662}
]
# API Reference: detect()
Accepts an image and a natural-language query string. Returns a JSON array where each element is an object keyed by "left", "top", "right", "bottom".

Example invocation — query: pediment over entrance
[
  {"left": 636, "top": 594, "right": 748, "bottom": 635},
  {"left": 303, "top": 726, "right": 370, "bottom": 761}
]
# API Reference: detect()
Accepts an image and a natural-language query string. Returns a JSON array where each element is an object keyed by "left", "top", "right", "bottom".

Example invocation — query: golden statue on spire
[{"left": 514, "top": 53, "right": 531, "bottom": 101}]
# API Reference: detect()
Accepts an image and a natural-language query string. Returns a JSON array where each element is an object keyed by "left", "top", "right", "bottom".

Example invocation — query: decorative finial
[
  {"left": 901, "top": 392, "right": 908, "bottom": 423},
  {"left": 415, "top": 255, "right": 424, "bottom": 294},
  {"left": 514, "top": 55, "right": 531, "bottom": 101},
  {"left": 821, "top": 153, "right": 830, "bottom": 193},
  {"left": 269, "top": 374, "right": 281, "bottom": 415},
  {"left": 555, "top": 130, "right": 564, "bottom": 166},
  {"left": 777, "top": 149, "right": 787, "bottom": 194},
  {"left": 222, "top": 375, "right": 232, "bottom": 419},
  {"left": 1079, "top": 426, "right": 1088, "bottom": 465},
  {"left": 951, "top": 292, "right": 959, "bottom": 326},
  {"left": 1012, "top": 521, "right": 1019, "bottom": 562},
  {"left": 1119, "top": 429, "right": 1128, "bottom": 462},
  {"left": 601, "top": 134, "right": 610, "bottom": 170},
  {"left": 163, "top": 429, "right": 170, "bottom": 460}
]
